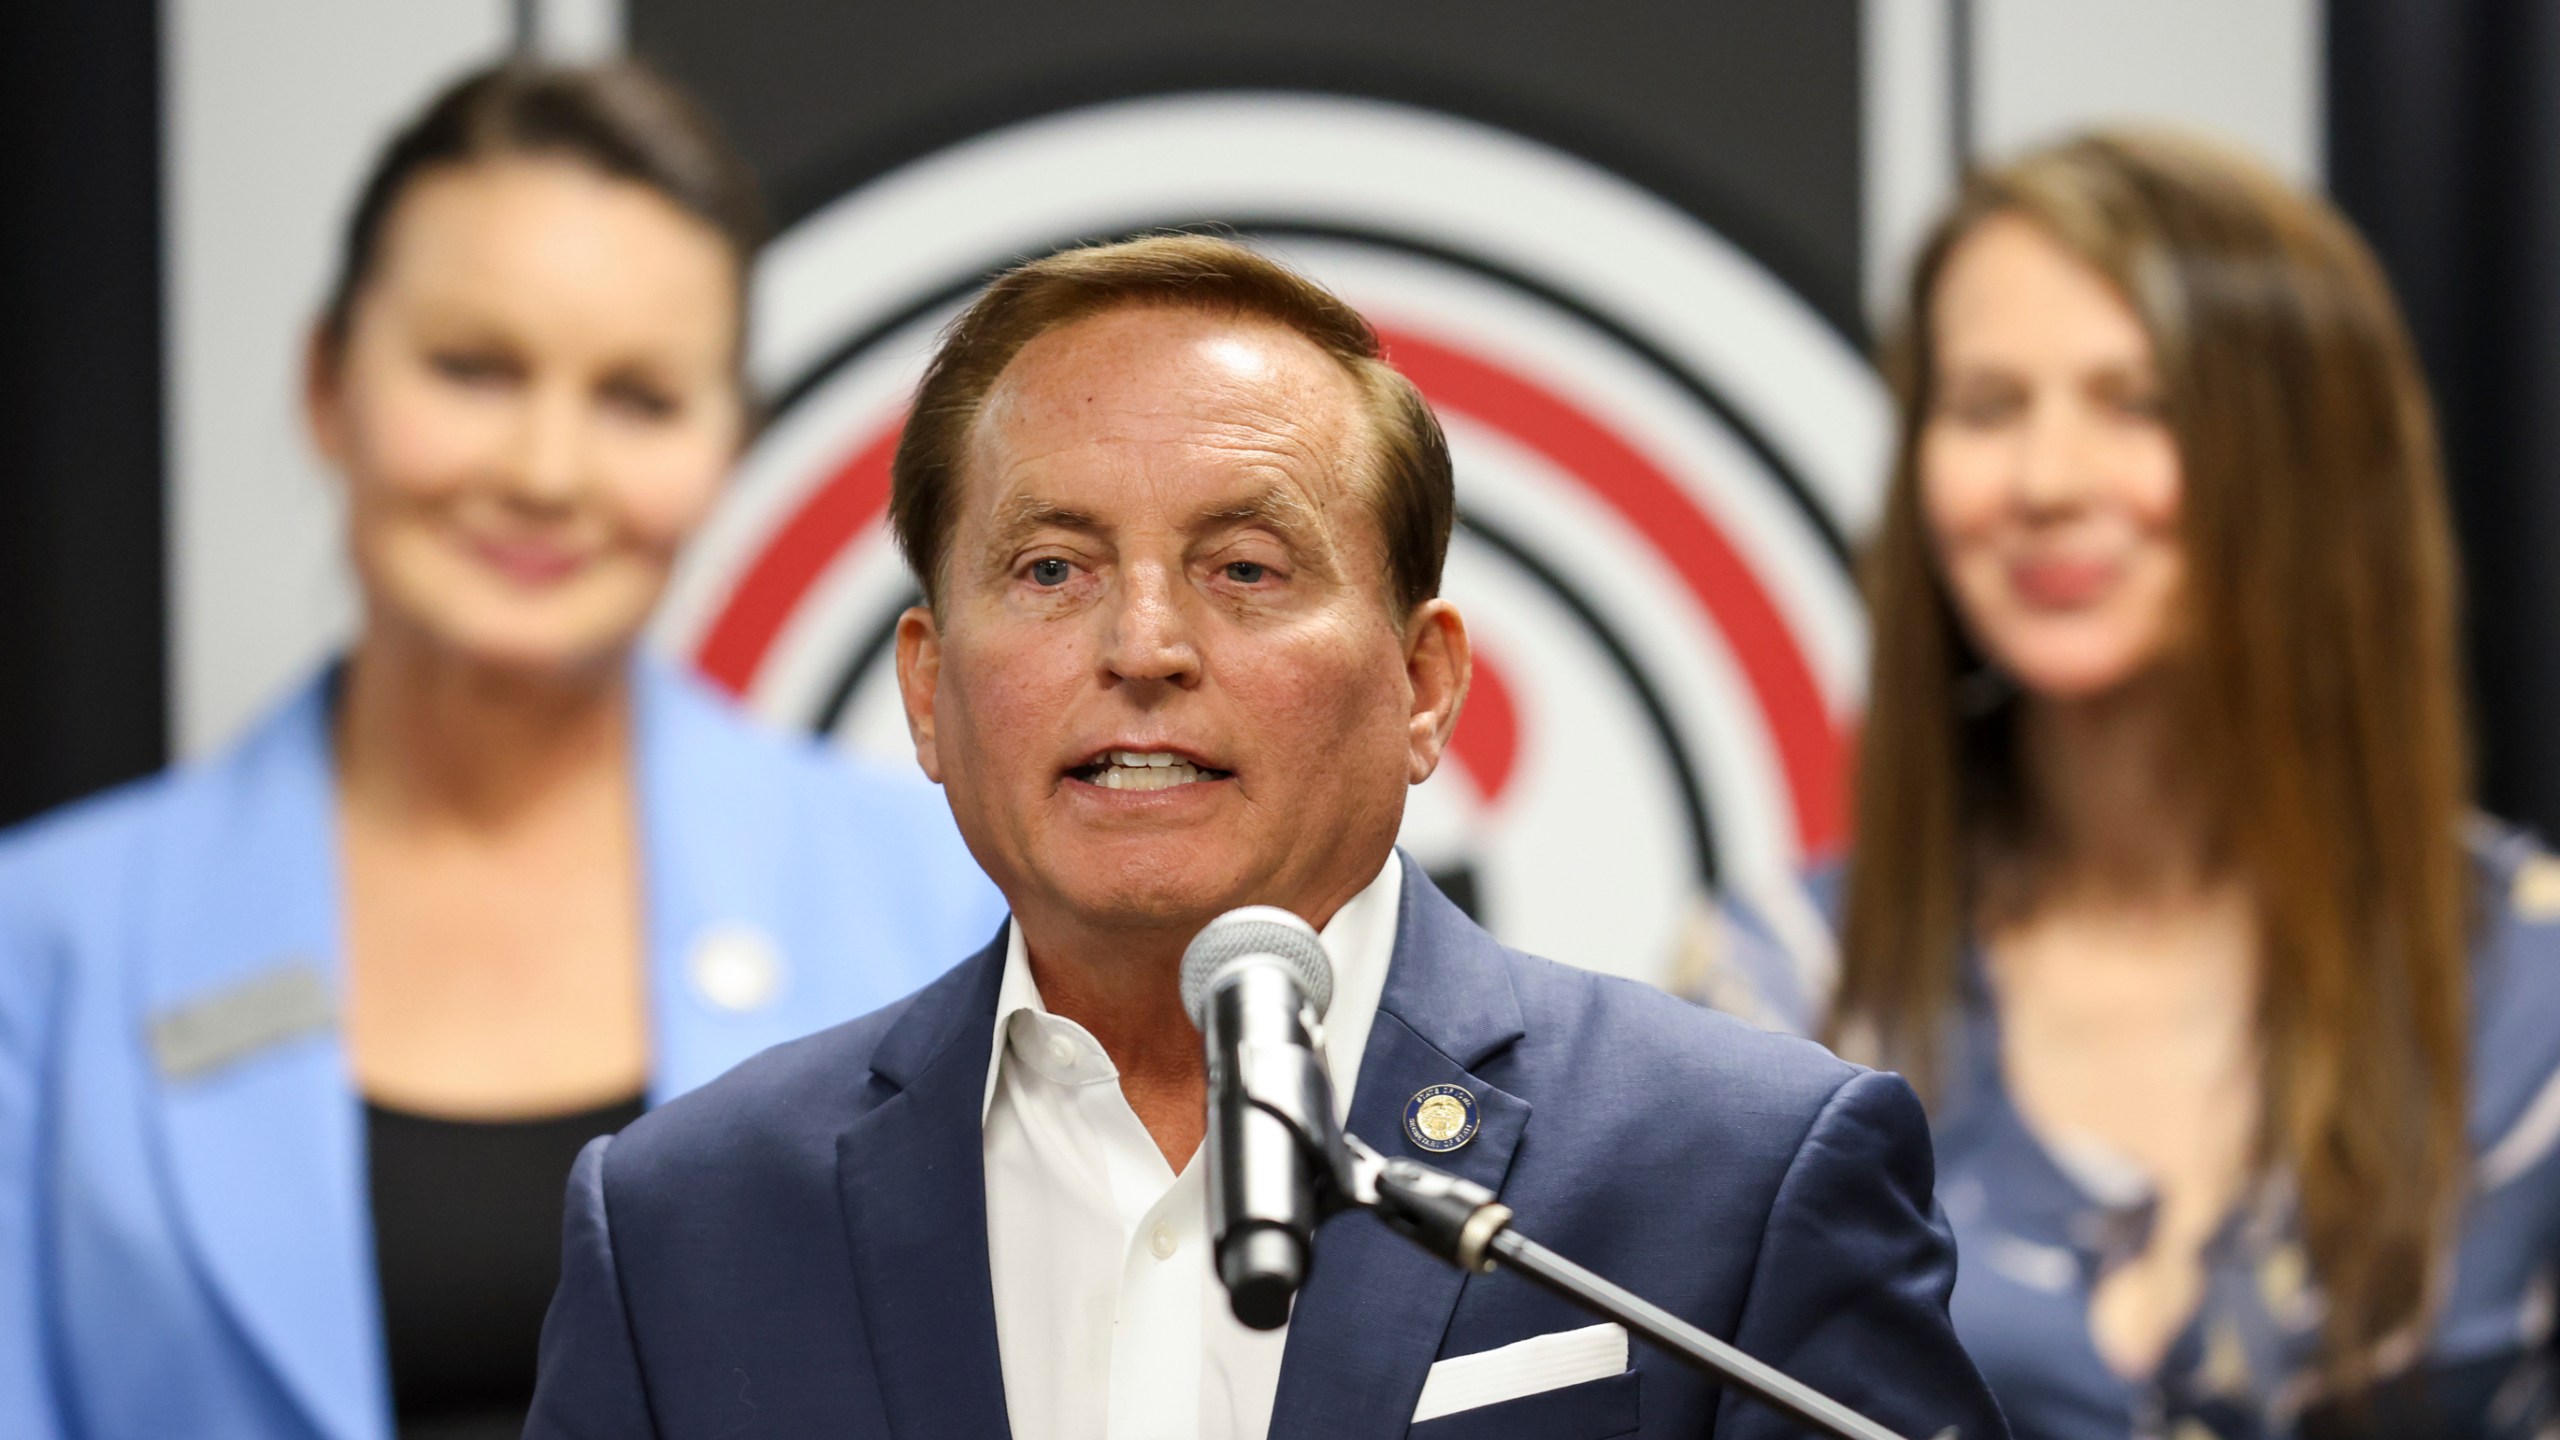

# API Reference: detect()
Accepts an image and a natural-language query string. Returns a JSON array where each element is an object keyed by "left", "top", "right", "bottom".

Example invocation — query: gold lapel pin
[{"left": 1404, "top": 1083, "right": 1481, "bottom": 1154}]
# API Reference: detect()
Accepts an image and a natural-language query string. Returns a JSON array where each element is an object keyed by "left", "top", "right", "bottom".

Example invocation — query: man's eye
[
  {"left": 1223, "top": 561, "right": 1269, "bottom": 584},
  {"left": 1028, "top": 557, "right": 1073, "bottom": 586}
]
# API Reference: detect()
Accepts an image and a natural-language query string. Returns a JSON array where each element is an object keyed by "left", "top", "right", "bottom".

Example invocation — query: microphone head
[{"left": 1180, "top": 906, "right": 1334, "bottom": 1028}]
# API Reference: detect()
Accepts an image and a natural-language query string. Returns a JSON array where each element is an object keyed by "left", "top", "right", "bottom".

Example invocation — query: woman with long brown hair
[{"left": 1706, "top": 130, "right": 2560, "bottom": 1436}]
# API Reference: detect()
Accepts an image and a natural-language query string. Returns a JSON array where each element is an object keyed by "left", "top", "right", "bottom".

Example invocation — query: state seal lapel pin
[{"left": 1404, "top": 1083, "right": 1481, "bottom": 1154}]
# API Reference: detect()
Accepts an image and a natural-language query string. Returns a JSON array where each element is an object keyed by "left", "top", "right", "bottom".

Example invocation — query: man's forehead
[
  {"left": 960, "top": 306, "right": 1370, "bottom": 520},
  {"left": 981, "top": 476, "right": 1328, "bottom": 537},
  {"left": 978, "top": 304, "right": 1358, "bottom": 431}
]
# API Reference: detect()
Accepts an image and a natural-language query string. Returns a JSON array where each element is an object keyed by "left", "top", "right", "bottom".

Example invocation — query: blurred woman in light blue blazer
[{"left": 0, "top": 62, "right": 1001, "bottom": 1440}]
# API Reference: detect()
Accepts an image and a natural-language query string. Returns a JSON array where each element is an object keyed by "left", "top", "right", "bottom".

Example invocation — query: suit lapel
[
  {"left": 146, "top": 675, "right": 387, "bottom": 1440},
  {"left": 834, "top": 935, "right": 1015, "bottom": 1440},
  {"left": 630, "top": 655, "right": 809, "bottom": 1096},
  {"left": 1270, "top": 857, "right": 1531, "bottom": 1440}
]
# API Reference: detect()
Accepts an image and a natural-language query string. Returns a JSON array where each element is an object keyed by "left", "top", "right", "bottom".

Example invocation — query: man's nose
[{"left": 1099, "top": 563, "right": 1203, "bottom": 689}]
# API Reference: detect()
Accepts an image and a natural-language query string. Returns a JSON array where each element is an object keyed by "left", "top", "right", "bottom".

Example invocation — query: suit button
[{"left": 1149, "top": 1225, "right": 1178, "bottom": 1260}]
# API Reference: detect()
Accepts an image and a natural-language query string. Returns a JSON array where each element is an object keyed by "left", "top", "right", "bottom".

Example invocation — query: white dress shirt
[{"left": 982, "top": 858, "right": 1401, "bottom": 1440}]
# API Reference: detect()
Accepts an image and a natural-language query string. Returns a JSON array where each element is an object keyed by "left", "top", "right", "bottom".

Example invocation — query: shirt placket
[{"left": 1075, "top": 1036, "right": 1202, "bottom": 1440}]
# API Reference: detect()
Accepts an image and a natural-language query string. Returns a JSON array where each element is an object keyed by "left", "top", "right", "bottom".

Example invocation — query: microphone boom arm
[{"left": 1232, "top": 1084, "right": 1954, "bottom": 1440}]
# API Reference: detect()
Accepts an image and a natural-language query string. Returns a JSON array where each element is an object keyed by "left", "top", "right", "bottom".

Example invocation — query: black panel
[
  {"left": 2330, "top": 1, "right": 2560, "bottom": 839},
  {"left": 0, "top": 0, "right": 166, "bottom": 826},
  {"left": 628, "top": 0, "right": 1868, "bottom": 342}
]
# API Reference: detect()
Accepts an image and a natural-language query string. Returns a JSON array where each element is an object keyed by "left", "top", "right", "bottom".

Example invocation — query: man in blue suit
[{"left": 527, "top": 235, "right": 2007, "bottom": 1440}]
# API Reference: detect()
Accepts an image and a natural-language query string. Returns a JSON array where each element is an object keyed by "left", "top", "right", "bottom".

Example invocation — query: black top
[{"left": 368, "top": 1092, "right": 645, "bottom": 1440}]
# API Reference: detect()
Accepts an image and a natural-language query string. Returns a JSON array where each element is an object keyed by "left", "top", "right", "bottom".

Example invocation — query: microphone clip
[{"left": 1338, "top": 1133, "right": 1514, "bottom": 1274}]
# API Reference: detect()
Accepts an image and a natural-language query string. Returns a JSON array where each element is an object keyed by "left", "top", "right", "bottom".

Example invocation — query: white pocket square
[{"left": 1411, "top": 1322, "right": 1630, "bottom": 1422}]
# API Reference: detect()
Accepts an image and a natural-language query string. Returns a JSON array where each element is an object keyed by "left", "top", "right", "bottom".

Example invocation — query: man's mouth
[{"left": 1069, "top": 748, "right": 1234, "bottom": 792}]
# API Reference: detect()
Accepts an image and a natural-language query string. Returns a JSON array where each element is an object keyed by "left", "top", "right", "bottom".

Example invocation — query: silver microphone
[{"left": 1180, "top": 906, "right": 1337, "bottom": 1329}]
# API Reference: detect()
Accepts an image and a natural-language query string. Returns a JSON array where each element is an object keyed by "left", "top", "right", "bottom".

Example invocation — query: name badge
[{"left": 148, "top": 963, "right": 336, "bottom": 1083}]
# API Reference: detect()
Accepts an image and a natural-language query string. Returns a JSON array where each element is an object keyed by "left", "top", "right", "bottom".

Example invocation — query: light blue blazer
[{"left": 0, "top": 656, "right": 1006, "bottom": 1440}]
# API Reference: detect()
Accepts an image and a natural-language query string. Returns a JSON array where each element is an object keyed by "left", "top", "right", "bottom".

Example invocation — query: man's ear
[
  {"left": 1402, "top": 598, "right": 1470, "bottom": 785},
  {"left": 894, "top": 604, "right": 946, "bottom": 783},
  {"left": 303, "top": 324, "right": 351, "bottom": 472}
]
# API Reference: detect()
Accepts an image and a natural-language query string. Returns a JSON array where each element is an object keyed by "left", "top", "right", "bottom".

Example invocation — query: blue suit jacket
[
  {"left": 0, "top": 657, "right": 1007, "bottom": 1440},
  {"left": 527, "top": 854, "right": 2008, "bottom": 1440}
]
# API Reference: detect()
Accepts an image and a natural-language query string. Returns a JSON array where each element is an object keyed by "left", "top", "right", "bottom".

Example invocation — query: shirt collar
[{"left": 981, "top": 855, "right": 1405, "bottom": 1124}]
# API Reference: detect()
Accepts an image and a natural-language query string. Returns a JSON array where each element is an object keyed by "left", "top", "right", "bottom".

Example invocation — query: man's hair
[{"left": 890, "top": 234, "right": 1455, "bottom": 616}]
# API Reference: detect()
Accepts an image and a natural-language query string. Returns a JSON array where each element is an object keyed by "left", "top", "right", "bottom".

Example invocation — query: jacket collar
[
  {"left": 833, "top": 929, "right": 1015, "bottom": 1440},
  {"left": 630, "top": 651, "right": 847, "bottom": 1094},
  {"left": 142, "top": 670, "right": 386, "bottom": 1440},
  {"left": 142, "top": 654, "right": 799, "bottom": 1440},
  {"left": 827, "top": 853, "right": 1531, "bottom": 1440},
  {"left": 1370, "top": 851, "right": 1528, "bottom": 1071},
  {"left": 1268, "top": 853, "right": 1532, "bottom": 1439}
]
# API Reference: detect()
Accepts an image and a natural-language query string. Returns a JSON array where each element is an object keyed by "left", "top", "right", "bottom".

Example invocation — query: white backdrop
[{"left": 164, "top": 0, "right": 2325, "bottom": 759}]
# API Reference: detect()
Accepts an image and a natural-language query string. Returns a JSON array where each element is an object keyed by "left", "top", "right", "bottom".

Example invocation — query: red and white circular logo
[{"left": 653, "top": 92, "right": 1883, "bottom": 988}]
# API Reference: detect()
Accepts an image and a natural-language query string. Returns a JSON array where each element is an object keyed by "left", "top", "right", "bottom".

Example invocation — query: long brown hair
[{"left": 1837, "top": 131, "right": 2471, "bottom": 1388}]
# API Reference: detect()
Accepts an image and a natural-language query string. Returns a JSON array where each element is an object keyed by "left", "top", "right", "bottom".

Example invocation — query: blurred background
[{"left": 4, "top": 0, "right": 2550, "bottom": 986}]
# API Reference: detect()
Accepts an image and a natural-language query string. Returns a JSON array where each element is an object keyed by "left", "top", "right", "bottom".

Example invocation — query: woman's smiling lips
[
  {"left": 460, "top": 529, "right": 591, "bottom": 587},
  {"left": 2008, "top": 554, "right": 2120, "bottom": 609}
]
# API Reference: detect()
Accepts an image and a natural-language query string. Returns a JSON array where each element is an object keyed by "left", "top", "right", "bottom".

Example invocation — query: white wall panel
[
  {"left": 169, "top": 2, "right": 2322, "bottom": 756},
  {"left": 1862, "top": 0, "right": 1961, "bottom": 325},
  {"left": 166, "top": 0, "right": 510, "bottom": 754},
  {"left": 1862, "top": 0, "right": 2323, "bottom": 338},
  {"left": 1972, "top": 0, "right": 2324, "bottom": 181}
]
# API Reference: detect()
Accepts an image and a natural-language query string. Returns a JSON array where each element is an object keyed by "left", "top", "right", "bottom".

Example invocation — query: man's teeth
[{"left": 1092, "top": 749, "right": 1212, "bottom": 790}]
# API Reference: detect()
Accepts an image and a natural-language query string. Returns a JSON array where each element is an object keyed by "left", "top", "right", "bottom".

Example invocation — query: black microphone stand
[
  {"left": 1350, "top": 1137, "right": 1953, "bottom": 1440},
  {"left": 1226, "top": 1046, "right": 1954, "bottom": 1440}
]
